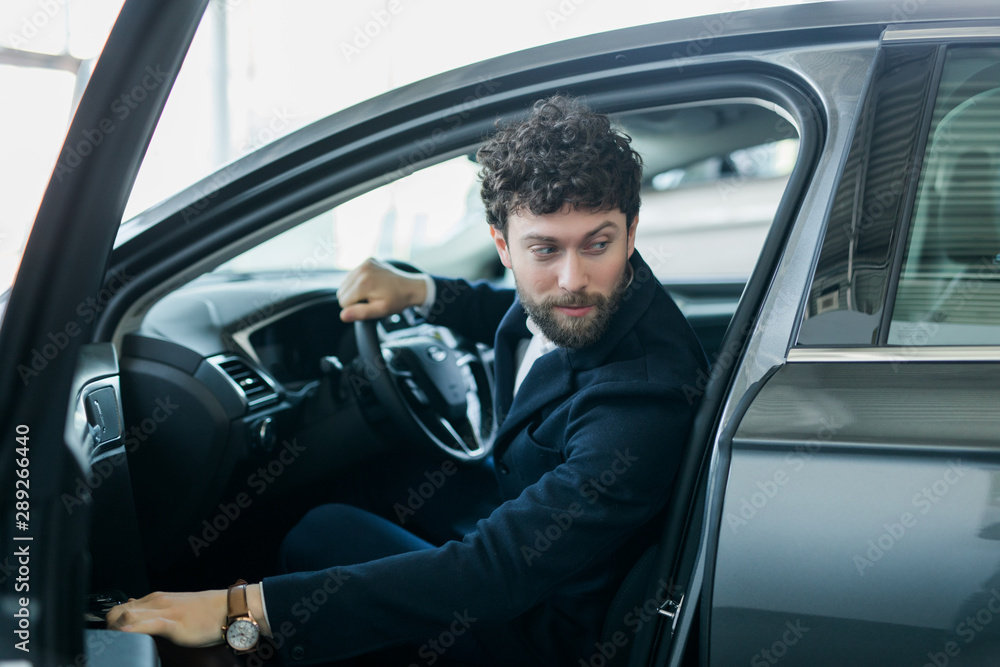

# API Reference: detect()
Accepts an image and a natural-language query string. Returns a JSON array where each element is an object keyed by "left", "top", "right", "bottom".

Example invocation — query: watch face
[{"left": 226, "top": 618, "right": 259, "bottom": 650}]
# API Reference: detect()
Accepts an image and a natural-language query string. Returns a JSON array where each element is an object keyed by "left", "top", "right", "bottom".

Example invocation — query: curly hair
[{"left": 477, "top": 95, "right": 643, "bottom": 236}]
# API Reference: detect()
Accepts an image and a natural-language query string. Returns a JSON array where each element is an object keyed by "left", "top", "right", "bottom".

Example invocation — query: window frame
[{"left": 791, "top": 36, "right": 1000, "bottom": 358}]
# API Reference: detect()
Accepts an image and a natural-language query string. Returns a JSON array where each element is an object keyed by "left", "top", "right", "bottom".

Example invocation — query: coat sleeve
[
  {"left": 260, "top": 380, "right": 695, "bottom": 664},
  {"left": 421, "top": 276, "right": 516, "bottom": 345}
]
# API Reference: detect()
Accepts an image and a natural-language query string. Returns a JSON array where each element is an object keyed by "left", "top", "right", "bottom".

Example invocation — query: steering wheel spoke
[{"left": 355, "top": 316, "right": 495, "bottom": 462}]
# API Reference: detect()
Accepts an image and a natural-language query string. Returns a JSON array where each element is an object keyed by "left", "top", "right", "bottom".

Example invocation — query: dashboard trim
[
  {"left": 229, "top": 292, "right": 342, "bottom": 365},
  {"left": 206, "top": 354, "right": 281, "bottom": 409}
]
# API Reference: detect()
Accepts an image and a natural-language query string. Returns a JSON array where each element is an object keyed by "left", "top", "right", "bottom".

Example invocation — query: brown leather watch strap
[{"left": 227, "top": 579, "right": 250, "bottom": 621}]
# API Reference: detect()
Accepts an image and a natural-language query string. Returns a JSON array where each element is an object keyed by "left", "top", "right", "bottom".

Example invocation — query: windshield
[
  {"left": 123, "top": 0, "right": 820, "bottom": 221},
  {"left": 206, "top": 102, "right": 799, "bottom": 283},
  {"left": 214, "top": 155, "right": 484, "bottom": 276}
]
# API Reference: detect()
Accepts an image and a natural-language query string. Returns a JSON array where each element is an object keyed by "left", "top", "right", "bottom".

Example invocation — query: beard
[{"left": 516, "top": 264, "right": 631, "bottom": 349}]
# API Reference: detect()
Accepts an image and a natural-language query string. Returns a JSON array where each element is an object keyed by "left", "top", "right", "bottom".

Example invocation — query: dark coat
[{"left": 262, "top": 251, "right": 707, "bottom": 665}]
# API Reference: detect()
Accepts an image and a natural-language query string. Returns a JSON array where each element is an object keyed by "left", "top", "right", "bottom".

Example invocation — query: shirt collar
[{"left": 525, "top": 316, "right": 557, "bottom": 354}]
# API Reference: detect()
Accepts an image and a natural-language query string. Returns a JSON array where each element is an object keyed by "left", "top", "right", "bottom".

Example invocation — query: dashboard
[{"left": 117, "top": 275, "right": 391, "bottom": 575}]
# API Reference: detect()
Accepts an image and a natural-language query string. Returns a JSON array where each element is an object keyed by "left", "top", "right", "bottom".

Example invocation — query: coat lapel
[
  {"left": 490, "top": 297, "right": 574, "bottom": 456},
  {"left": 494, "top": 348, "right": 573, "bottom": 449}
]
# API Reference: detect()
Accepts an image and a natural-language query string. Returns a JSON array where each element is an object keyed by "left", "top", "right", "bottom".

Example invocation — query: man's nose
[{"left": 558, "top": 253, "right": 588, "bottom": 293}]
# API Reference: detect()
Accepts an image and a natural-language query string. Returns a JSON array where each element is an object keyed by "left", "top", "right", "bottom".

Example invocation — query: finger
[
  {"left": 337, "top": 278, "right": 358, "bottom": 310},
  {"left": 340, "top": 299, "right": 388, "bottom": 322},
  {"left": 105, "top": 606, "right": 123, "bottom": 627},
  {"left": 106, "top": 605, "right": 136, "bottom": 630},
  {"left": 117, "top": 616, "right": 170, "bottom": 636}
]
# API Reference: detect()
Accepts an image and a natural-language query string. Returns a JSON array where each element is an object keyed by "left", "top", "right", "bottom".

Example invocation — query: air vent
[{"left": 210, "top": 356, "right": 278, "bottom": 408}]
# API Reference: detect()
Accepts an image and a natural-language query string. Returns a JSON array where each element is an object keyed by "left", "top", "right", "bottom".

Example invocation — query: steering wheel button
[
  {"left": 426, "top": 345, "right": 448, "bottom": 363},
  {"left": 404, "top": 378, "right": 430, "bottom": 405}
]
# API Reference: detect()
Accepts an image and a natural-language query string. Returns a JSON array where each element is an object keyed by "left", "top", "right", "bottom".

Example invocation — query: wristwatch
[{"left": 222, "top": 579, "right": 260, "bottom": 654}]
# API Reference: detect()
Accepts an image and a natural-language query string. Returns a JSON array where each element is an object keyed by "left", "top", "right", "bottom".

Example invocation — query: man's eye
[
  {"left": 533, "top": 247, "right": 557, "bottom": 256},
  {"left": 590, "top": 241, "right": 609, "bottom": 251}
]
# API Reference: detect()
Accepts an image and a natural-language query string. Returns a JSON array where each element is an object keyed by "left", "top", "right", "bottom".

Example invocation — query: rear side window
[
  {"left": 797, "top": 46, "right": 938, "bottom": 345},
  {"left": 798, "top": 45, "right": 1000, "bottom": 347},
  {"left": 888, "top": 47, "right": 1000, "bottom": 345}
]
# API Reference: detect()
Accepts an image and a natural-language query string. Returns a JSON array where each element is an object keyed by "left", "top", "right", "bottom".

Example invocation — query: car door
[
  {"left": 0, "top": 2, "right": 207, "bottom": 666},
  {"left": 696, "top": 26, "right": 1000, "bottom": 667}
]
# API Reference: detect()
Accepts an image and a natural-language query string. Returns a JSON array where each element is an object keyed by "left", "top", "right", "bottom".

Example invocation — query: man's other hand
[
  {"left": 106, "top": 590, "right": 229, "bottom": 647},
  {"left": 338, "top": 257, "right": 428, "bottom": 322}
]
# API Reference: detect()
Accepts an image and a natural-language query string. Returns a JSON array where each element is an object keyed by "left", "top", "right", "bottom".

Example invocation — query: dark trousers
[{"left": 274, "top": 455, "right": 503, "bottom": 667}]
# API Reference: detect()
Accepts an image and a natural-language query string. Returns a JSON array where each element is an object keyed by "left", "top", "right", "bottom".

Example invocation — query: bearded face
[
  {"left": 515, "top": 263, "right": 630, "bottom": 349},
  {"left": 490, "top": 205, "right": 637, "bottom": 350}
]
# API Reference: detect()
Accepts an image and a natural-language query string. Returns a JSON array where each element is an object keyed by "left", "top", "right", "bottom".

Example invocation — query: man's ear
[
  {"left": 626, "top": 214, "right": 638, "bottom": 259},
  {"left": 489, "top": 224, "right": 513, "bottom": 269}
]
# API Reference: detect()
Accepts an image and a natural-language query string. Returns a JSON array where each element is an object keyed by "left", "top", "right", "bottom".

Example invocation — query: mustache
[{"left": 543, "top": 293, "right": 604, "bottom": 308}]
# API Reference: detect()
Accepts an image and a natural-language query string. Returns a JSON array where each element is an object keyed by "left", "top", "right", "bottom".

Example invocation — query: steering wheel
[{"left": 354, "top": 309, "right": 495, "bottom": 462}]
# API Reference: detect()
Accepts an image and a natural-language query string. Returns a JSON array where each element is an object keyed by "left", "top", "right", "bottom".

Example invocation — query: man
[{"left": 107, "top": 96, "right": 707, "bottom": 665}]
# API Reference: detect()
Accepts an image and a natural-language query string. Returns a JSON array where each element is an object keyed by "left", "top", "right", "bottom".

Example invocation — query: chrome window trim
[
  {"left": 787, "top": 346, "right": 1000, "bottom": 362},
  {"left": 883, "top": 25, "right": 1000, "bottom": 43}
]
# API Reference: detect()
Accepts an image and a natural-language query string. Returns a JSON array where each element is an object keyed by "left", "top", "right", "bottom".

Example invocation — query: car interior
[{"left": 72, "top": 93, "right": 802, "bottom": 664}]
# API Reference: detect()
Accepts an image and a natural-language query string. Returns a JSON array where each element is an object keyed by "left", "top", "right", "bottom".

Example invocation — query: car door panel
[
  {"left": 702, "top": 34, "right": 1000, "bottom": 667},
  {"left": 711, "top": 361, "right": 1000, "bottom": 666}
]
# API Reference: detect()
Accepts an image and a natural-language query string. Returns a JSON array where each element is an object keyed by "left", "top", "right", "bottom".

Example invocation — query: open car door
[{"left": 0, "top": 2, "right": 207, "bottom": 665}]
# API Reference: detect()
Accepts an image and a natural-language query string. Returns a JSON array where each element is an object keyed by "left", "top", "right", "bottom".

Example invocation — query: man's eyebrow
[
  {"left": 583, "top": 221, "right": 617, "bottom": 237},
  {"left": 519, "top": 221, "right": 618, "bottom": 244}
]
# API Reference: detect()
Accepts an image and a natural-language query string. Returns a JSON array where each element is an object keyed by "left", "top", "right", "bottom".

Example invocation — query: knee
[{"left": 278, "top": 504, "right": 349, "bottom": 573}]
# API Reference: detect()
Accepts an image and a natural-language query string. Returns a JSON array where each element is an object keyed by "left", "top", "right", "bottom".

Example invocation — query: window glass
[
  {"left": 0, "top": 0, "right": 125, "bottom": 292},
  {"left": 124, "top": 0, "right": 821, "bottom": 221},
  {"left": 797, "top": 47, "right": 938, "bottom": 346},
  {"left": 888, "top": 47, "right": 1000, "bottom": 346},
  {"left": 214, "top": 155, "right": 486, "bottom": 278},
  {"left": 208, "top": 101, "right": 798, "bottom": 284}
]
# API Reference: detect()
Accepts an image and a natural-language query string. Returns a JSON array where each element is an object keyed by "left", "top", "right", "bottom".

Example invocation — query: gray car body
[{"left": 3, "top": 2, "right": 1000, "bottom": 666}]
